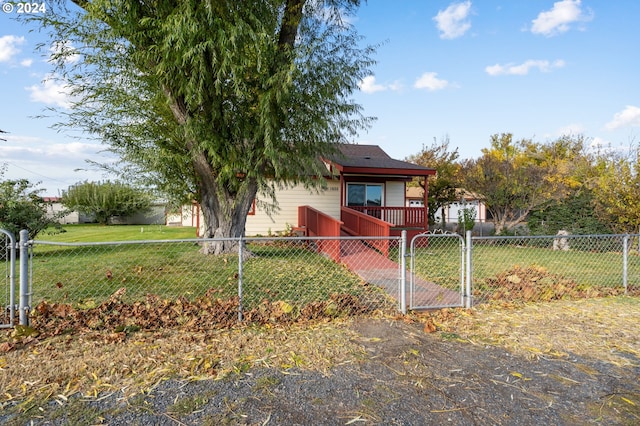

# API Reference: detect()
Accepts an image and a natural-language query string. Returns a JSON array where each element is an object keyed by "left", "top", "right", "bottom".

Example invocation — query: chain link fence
[
  {"left": 1, "top": 230, "right": 16, "bottom": 328},
  {"left": 470, "top": 234, "right": 638, "bottom": 305},
  {"left": 28, "top": 236, "right": 401, "bottom": 331},
  {"left": 7, "top": 232, "right": 639, "bottom": 331}
]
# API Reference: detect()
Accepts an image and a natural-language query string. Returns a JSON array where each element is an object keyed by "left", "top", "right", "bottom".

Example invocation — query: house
[
  {"left": 405, "top": 187, "right": 488, "bottom": 229},
  {"left": 171, "top": 144, "right": 436, "bottom": 239},
  {"left": 43, "top": 196, "right": 167, "bottom": 225}
]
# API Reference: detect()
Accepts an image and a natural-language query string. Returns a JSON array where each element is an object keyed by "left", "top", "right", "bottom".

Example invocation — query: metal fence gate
[
  {"left": 1, "top": 229, "right": 16, "bottom": 328},
  {"left": 409, "top": 232, "right": 467, "bottom": 309}
]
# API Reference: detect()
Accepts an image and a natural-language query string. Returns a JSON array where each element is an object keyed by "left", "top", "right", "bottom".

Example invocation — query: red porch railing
[
  {"left": 297, "top": 205, "right": 342, "bottom": 262},
  {"left": 340, "top": 207, "right": 391, "bottom": 257},
  {"left": 347, "top": 206, "right": 427, "bottom": 229}
]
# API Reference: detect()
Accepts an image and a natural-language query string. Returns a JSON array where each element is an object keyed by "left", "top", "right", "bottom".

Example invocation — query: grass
[
  {"left": 28, "top": 226, "right": 634, "bottom": 309},
  {"left": 37, "top": 223, "right": 198, "bottom": 242},
  {"left": 407, "top": 235, "right": 634, "bottom": 291},
  {"left": 29, "top": 224, "right": 385, "bottom": 310}
]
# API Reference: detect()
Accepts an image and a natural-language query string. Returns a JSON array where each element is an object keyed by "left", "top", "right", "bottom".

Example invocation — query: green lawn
[
  {"left": 30, "top": 225, "right": 391, "bottom": 311},
  {"left": 409, "top": 236, "right": 635, "bottom": 292},
  {"left": 37, "top": 223, "right": 198, "bottom": 242},
  {"left": 29, "top": 226, "right": 633, "bottom": 311}
]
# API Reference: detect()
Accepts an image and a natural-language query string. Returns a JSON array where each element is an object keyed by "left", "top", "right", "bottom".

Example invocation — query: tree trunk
[
  {"left": 198, "top": 178, "right": 258, "bottom": 255},
  {"left": 193, "top": 149, "right": 258, "bottom": 254}
]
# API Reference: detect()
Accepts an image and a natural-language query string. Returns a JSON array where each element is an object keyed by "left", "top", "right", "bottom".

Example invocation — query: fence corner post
[
  {"left": 19, "top": 229, "right": 30, "bottom": 326},
  {"left": 400, "top": 230, "right": 407, "bottom": 315},
  {"left": 465, "top": 230, "right": 472, "bottom": 309}
]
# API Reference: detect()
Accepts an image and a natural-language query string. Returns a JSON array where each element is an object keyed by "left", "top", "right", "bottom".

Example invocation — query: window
[{"left": 347, "top": 183, "right": 383, "bottom": 207}]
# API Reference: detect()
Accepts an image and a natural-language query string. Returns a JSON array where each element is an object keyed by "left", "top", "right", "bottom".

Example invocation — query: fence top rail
[
  {"left": 0, "top": 229, "right": 16, "bottom": 242},
  {"left": 472, "top": 233, "right": 625, "bottom": 241},
  {"left": 245, "top": 235, "right": 401, "bottom": 242},
  {"left": 33, "top": 235, "right": 403, "bottom": 247},
  {"left": 411, "top": 231, "right": 464, "bottom": 240},
  {"left": 33, "top": 238, "right": 220, "bottom": 246}
]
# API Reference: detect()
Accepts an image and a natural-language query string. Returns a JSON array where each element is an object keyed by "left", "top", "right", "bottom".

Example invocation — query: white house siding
[
  {"left": 385, "top": 181, "right": 405, "bottom": 207},
  {"left": 245, "top": 180, "right": 340, "bottom": 235},
  {"left": 166, "top": 204, "right": 199, "bottom": 227},
  {"left": 435, "top": 200, "right": 486, "bottom": 224},
  {"left": 45, "top": 202, "right": 79, "bottom": 224}
]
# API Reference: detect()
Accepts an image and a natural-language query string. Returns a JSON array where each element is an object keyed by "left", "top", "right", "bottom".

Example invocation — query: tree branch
[{"left": 278, "top": 0, "right": 305, "bottom": 49}]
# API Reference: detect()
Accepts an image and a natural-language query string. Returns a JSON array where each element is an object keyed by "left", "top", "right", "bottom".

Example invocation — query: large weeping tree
[{"left": 30, "top": 0, "right": 374, "bottom": 253}]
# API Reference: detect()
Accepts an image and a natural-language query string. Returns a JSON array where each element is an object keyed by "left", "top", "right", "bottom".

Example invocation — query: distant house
[
  {"left": 171, "top": 144, "right": 437, "bottom": 239},
  {"left": 43, "top": 197, "right": 82, "bottom": 224},
  {"left": 43, "top": 197, "right": 167, "bottom": 225},
  {"left": 405, "top": 187, "right": 488, "bottom": 226}
]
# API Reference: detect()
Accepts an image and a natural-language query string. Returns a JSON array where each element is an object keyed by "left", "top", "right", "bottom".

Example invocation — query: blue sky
[{"left": 1, "top": 0, "right": 640, "bottom": 195}]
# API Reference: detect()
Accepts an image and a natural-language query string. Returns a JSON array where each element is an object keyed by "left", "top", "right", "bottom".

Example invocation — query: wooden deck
[{"left": 338, "top": 238, "right": 461, "bottom": 309}]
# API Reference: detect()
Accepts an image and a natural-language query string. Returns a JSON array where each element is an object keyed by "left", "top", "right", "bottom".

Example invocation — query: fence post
[
  {"left": 623, "top": 234, "right": 629, "bottom": 295},
  {"left": 465, "top": 230, "right": 472, "bottom": 308},
  {"left": 238, "top": 236, "right": 244, "bottom": 322},
  {"left": 7, "top": 231, "right": 16, "bottom": 327},
  {"left": 400, "top": 230, "right": 407, "bottom": 315},
  {"left": 19, "top": 229, "right": 29, "bottom": 326}
]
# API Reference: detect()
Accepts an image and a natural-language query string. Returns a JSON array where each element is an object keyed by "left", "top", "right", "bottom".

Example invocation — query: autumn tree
[
  {"left": 30, "top": 0, "right": 374, "bottom": 253},
  {"left": 406, "top": 136, "right": 461, "bottom": 227},
  {"left": 590, "top": 145, "right": 640, "bottom": 233},
  {"left": 462, "top": 133, "right": 583, "bottom": 234}
]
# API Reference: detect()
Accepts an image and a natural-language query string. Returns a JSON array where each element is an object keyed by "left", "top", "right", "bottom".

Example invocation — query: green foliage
[
  {"left": 589, "top": 145, "right": 640, "bottom": 233},
  {"left": 406, "top": 136, "right": 461, "bottom": 226},
  {"left": 528, "top": 190, "right": 612, "bottom": 235},
  {"left": 457, "top": 206, "right": 476, "bottom": 234},
  {"left": 462, "top": 133, "right": 587, "bottom": 234},
  {"left": 0, "top": 175, "right": 61, "bottom": 239},
  {"left": 28, "top": 0, "right": 375, "bottom": 248},
  {"left": 62, "top": 181, "right": 152, "bottom": 225}
]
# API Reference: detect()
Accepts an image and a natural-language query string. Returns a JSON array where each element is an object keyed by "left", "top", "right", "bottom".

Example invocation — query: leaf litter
[{"left": 0, "top": 281, "right": 638, "bottom": 424}]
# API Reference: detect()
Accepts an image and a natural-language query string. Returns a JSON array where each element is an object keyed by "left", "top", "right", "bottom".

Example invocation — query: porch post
[{"left": 422, "top": 179, "right": 429, "bottom": 231}]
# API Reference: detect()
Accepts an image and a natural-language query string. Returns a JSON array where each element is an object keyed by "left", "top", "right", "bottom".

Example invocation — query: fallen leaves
[
  {"left": 3, "top": 288, "right": 375, "bottom": 353},
  {"left": 475, "top": 265, "right": 639, "bottom": 303}
]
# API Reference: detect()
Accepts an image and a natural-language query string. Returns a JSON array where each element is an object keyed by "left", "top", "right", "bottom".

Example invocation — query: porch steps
[{"left": 338, "top": 238, "right": 460, "bottom": 309}]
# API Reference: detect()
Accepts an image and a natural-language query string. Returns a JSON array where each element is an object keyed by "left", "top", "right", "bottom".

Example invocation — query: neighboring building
[
  {"left": 175, "top": 144, "right": 437, "bottom": 239},
  {"left": 43, "top": 197, "right": 167, "bottom": 225},
  {"left": 405, "top": 187, "right": 488, "bottom": 226},
  {"left": 43, "top": 197, "right": 82, "bottom": 224}
]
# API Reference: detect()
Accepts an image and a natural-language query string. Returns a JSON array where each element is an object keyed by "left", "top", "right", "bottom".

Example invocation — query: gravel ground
[{"left": 2, "top": 318, "right": 638, "bottom": 425}]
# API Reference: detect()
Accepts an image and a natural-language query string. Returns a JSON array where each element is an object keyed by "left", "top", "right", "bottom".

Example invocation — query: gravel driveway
[{"left": 3, "top": 317, "right": 637, "bottom": 425}]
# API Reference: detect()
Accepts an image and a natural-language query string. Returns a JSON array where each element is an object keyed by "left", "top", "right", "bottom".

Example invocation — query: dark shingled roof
[{"left": 329, "top": 144, "right": 435, "bottom": 175}]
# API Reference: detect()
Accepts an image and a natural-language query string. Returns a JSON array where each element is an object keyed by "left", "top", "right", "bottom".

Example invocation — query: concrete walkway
[{"left": 338, "top": 238, "right": 461, "bottom": 309}]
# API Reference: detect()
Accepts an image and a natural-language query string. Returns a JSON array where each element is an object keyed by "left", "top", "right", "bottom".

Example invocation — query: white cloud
[
  {"left": 0, "top": 35, "right": 26, "bottom": 63},
  {"left": 0, "top": 136, "right": 101, "bottom": 161},
  {"left": 414, "top": 72, "right": 451, "bottom": 91},
  {"left": 26, "top": 74, "right": 74, "bottom": 108},
  {"left": 485, "top": 59, "right": 565, "bottom": 76},
  {"left": 605, "top": 105, "right": 640, "bottom": 130},
  {"left": 531, "top": 0, "right": 593, "bottom": 37},
  {"left": 50, "top": 142, "right": 99, "bottom": 156},
  {"left": 358, "top": 76, "right": 402, "bottom": 94},
  {"left": 433, "top": 1, "right": 472, "bottom": 40},
  {"left": 20, "top": 58, "right": 33, "bottom": 67}
]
